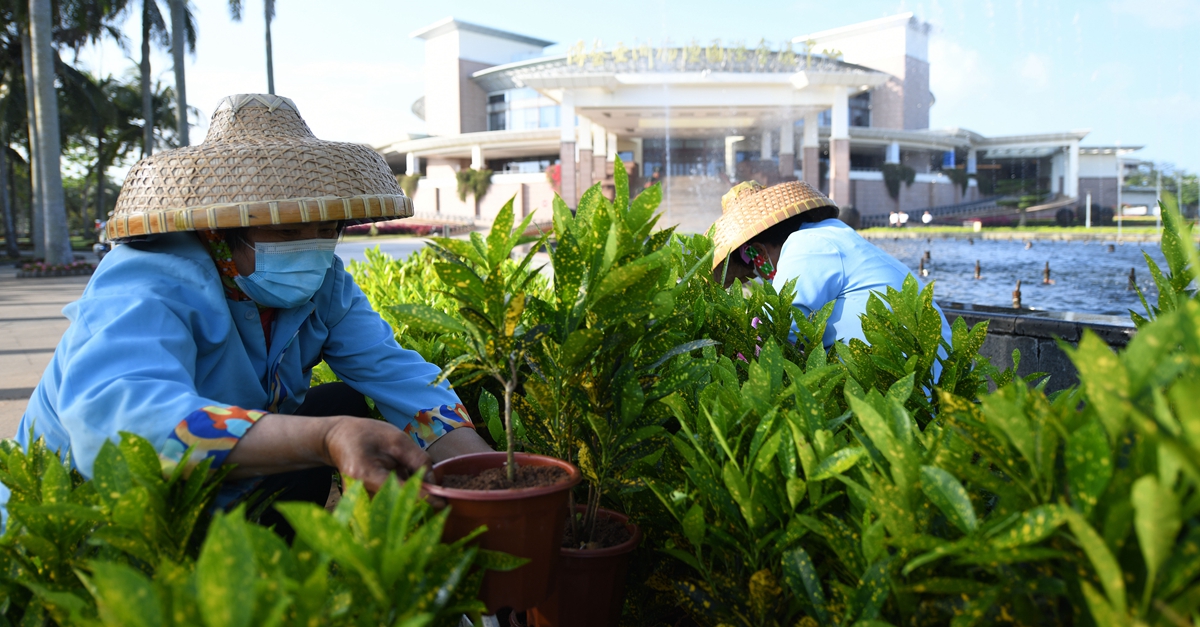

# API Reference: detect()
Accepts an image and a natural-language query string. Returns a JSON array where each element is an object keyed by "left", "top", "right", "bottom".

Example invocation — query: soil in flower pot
[
  {"left": 528, "top": 507, "right": 642, "bottom": 627},
  {"left": 424, "top": 452, "right": 581, "bottom": 614},
  {"left": 442, "top": 465, "right": 567, "bottom": 490}
]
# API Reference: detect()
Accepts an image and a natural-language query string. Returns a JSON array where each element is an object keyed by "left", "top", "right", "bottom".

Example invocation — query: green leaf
[
  {"left": 782, "top": 547, "right": 829, "bottom": 625},
  {"left": 1066, "top": 421, "right": 1112, "bottom": 517},
  {"left": 85, "top": 561, "right": 163, "bottom": 627},
  {"left": 479, "top": 390, "right": 503, "bottom": 444},
  {"left": 682, "top": 503, "right": 706, "bottom": 549},
  {"left": 487, "top": 198, "right": 516, "bottom": 268},
  {"left": 390, "top": 303, "right": 468, "bottom": 335},
  {"left": 475, "top": 548, "right": 530, "bottom": 572},
  {"left": 1064, "top": 507, "right": 1128, "bottom": 615},
  {"left": 810, "top": 447, "right": 866, "bottom": 482},
  {"left": 1131, "top": 474, "right": 1181, "bottom": 598},
  {"left": 853, "top": 558, "right": 893, "bottom": 622},
  {"left": 1079, "top": 581, "right": 1125, "bottom": 627},
  {"left": 722, "top": 462, "right": 764, "bottom": 530},
  {"left": 559, "top": 328, "right": 604, "bottom": 368},
  {"left": 989, "top": 504, "right": 1066, "bottom": 549},
  {"left": 920, "top": 465, "right": 978, "bottom": 535},
  {"left": 195, "top": 513, "right": 257, "bottom": 627},
  {"left": 612, "top": 154, "right": 630, "bottom": 212}
]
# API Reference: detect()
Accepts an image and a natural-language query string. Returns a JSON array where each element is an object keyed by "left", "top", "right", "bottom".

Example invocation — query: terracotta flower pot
[
  {"left": 528, "top": 507, "right": 643, "bottom": 627},
  {"left": 425, "top": 452, "right": 582, "bottom": 614}
]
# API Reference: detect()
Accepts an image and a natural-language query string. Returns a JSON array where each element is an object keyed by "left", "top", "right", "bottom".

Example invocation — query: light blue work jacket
[
  {"left": 774, "top": 219, "right": 953, "bottom": 349},
  {"left": 10, "top": 232, "right": 463, "bottom": 495}
]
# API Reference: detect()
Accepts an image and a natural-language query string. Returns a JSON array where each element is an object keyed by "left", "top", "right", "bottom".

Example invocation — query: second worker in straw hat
[
  {"left": 9, "top": 95, "right": 495, "bottom": 538},
  {"left": 711, "top": 180, "right": 952, "bottom": 351}
]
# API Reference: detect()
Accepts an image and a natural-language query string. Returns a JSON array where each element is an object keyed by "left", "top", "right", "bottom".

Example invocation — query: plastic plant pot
[
  {"left": 528, "top": 507, "right": 643, "bottom": 627},
  {"left": 425, "top": 452, "right": 582, "bottom": 614}
]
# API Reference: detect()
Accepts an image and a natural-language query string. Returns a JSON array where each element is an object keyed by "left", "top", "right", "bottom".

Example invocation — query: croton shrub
[{"left": 350, "top": 161, "right": 1200, "bottom": 627}]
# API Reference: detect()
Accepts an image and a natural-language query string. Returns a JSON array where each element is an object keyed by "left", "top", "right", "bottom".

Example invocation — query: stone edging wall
[{"left": 940, "top": 304, "right": 1136, "bottom": 393}]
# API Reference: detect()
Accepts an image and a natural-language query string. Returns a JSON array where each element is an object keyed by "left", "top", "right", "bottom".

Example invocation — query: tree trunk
[
  {"left": 0, "top": 143, "right": 18, "bottom": 259},
  {"left": 169, "top": 0, "right": 188, "bottom": 146},
  {"left": 264, "top": 0, "right": 274, "bottom": 94},
  {"left": 21, "top": 28, "right": 43, "bottom": 259},
  {"left": 95, "top": 120, "right": 105, "bottom": 224},
  {"left": 141, "top": 0, "right": 154, "bottom": 157},
  {"left": 29, "top": 0, "right": 71, "bottom": 265},
  {"left": 1018, "top": 207, "right": 1027, "bottom": 228}
]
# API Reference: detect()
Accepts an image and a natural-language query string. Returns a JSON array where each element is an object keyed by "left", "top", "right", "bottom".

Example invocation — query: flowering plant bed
[{"left": 17, "top": 260, "right": 95, "bottom": 278}]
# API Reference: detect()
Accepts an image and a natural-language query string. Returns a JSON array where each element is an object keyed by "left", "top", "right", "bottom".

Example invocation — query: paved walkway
[{"left": 0, "top": 264, "right": 89, "bottom": 436}]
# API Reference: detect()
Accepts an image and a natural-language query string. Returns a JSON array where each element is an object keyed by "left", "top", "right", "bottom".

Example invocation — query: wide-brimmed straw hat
[
  {"left": 710, "top": 180, "right": 838, "bottom": 270},
  {"left": 107, "top": 93, "right": 412, "bottom": 240}
]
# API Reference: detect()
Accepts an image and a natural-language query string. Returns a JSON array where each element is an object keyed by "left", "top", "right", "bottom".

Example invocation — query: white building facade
[{"left": 378, "top": 14, "right": 1137, "bottom": 228}]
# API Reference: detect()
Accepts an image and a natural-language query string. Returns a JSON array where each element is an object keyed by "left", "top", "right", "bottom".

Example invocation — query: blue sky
[{"left": 74, "top": 0, "right": 1200, "bottom": 172}]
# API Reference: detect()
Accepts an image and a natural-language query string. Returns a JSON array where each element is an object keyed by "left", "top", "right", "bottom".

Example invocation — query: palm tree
[
  {"left": 167, "top": 0, "right": 195, "bottom": 145},
  {"left": 136, "top": 0, "right": 168, "bottom": 156},
  {"left": 227, "top": 0, "right": 276, "bottom": 94},
  {"left": 19, "top": 26, "right": 43, "bottom": 257},
  {"left": 28, "top": 0, "right": 70, "bottom": 264}
]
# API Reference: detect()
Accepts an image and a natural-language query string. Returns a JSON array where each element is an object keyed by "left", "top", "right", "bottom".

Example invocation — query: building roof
[
  {"left": 793, "top": 12, "right": 926, "bottom": 43},
  {"left": 1080, "top": 146, "right": 1144, "bottom": 154},
  {"left": 471, "top": 50, "right": 887, "bottom": 93},
  {"left": 409, "top": 17, "right": 554, "bottom": 48}
]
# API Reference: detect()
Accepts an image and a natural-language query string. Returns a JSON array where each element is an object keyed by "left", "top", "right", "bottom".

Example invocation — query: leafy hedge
[
  {"left": 0, "top": 434, "right": 519, "bottom": 626},
  {"left": 348, "top": 160, "right": 1200, "bottom": 627}
]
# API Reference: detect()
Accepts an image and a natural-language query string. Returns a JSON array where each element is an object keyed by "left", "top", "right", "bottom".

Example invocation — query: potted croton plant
[
  {"left": 396, "top": 201, "right": 581, "bottom": 614},
  {"left": 519, "top": 159, "right": 716, "bottom": 626}
]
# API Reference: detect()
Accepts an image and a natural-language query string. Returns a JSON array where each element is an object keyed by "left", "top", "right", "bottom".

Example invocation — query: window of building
[
  {"left": 488, "top": 156, "right": 558, "bottom": 174},
  {"left": 488, "top": 111, "right": 506, "bottom": 132},
  {"left": 850, "top": 92, "right": 870, "bottom": 127},
  {"left": 815, "top": 96, "right": 870, "bottom": 128},
  {"left": 486, "top": 89, "right": 559, "bottom": 131}
]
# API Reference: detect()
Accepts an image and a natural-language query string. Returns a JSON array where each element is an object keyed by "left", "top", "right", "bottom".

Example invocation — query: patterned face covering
[{"left": 739, "top": 243, "right": 776, "bottom": 281}]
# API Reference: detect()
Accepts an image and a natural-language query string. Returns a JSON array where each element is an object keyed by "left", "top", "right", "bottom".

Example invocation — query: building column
[
  {"left": 470, "top": 145, "right": 484, "bottom": 170},
  {"left": 560, "top": 96, "right": 577, "bottom": 206},
  {"left": 778, "top": 121, "right": 795, "bottom": 178},
  {"left": 592, "top": 125, "right": 608, "bottom": 185},
  {"left": 632, "top": 138, "right": 644, "bottom": 173},
  {"left": 577, "top": 117, "right": 593, "bottom": 201},
  {"left": 965, "top": 148, "right": 978, "bottom": 199},
  {"left": 760, "top": 130, "right": 773, "bottom": 161},
  {"left": 725, "top": 135, "right": 744, "bottom": 181},
  {"left": 607, "top": 132, "right": 618, "bottom": 162},
  {"left": 886, "top": 142, "right": 900, "bottom": 164},
  {"left": 405, "top": 152, "right": 419, "bottom": 176},
  {"left": 829, "top": 90, "right": 851, "bottom": 205},
  {"left": 802, "top": 111, "right": 820, "bottom": 190},
  {"left": 1067, "top": 141, "right": 1080, "bottom": 198}
]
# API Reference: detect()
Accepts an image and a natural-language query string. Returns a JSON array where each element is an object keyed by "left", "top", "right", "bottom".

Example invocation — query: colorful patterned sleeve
[
  {"left": 158, "top": 405, "right": 267, "bottom": 477},
  {"left": 403, "top": 403, "right": 475, "bottom": 449}
]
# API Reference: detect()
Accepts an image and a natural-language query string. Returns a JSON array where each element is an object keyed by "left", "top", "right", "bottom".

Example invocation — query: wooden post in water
[
  {"left": 1128, "top": 268, "right": 1137, "bottom": 291},
  {"left": 1043, "top": 261, "right": 1054, "bottom": 285},
  {"left": 974, "top": 260, "right": 981, "bottom": 280},
  {"left": 1013, "top": 280, "right": 1022, "bottom": 309}
]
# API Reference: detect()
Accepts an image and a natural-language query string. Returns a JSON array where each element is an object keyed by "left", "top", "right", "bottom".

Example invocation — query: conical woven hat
[
  {"left": 710, "top": 180, "right": 837, "bottom": 270},
  {"left": 107, "top": 94, "right": 412, "bottom": 240}
]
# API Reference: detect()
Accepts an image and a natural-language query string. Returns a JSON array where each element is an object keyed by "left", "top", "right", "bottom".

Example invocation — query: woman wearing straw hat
[
  {"left": 9, "top": 95, "right": 492, "bottom": 533},
  {"left": 712, "top": 180, "right": 952, "bottom": 349}
]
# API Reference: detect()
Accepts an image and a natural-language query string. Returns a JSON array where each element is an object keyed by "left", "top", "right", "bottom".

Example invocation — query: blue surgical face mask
[{"left": 234, "top": 238, "right": 338, "bottom": 308}]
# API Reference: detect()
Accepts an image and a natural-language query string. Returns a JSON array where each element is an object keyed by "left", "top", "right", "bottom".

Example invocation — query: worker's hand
[{"left": 322, "top": 416, "right": 432, "bottom": 494}]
